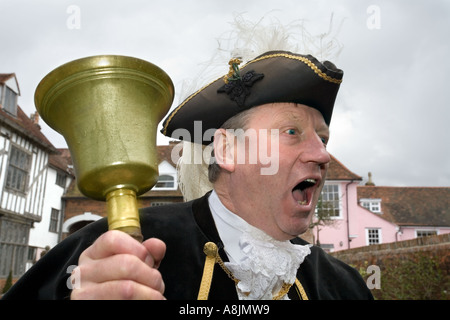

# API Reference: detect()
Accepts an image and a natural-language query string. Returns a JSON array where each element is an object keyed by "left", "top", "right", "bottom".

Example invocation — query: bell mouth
[{"left": 34, "top": 55, "right": 174, "bottom": 131}]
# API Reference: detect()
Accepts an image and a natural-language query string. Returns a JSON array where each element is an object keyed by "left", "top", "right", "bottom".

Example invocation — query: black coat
[{"left": 2, "top": 193, "right": 373, "bottom": 300}]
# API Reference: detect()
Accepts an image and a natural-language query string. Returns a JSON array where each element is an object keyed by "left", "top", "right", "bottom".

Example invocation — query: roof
[
  {"left": 1, "top": 73, "right": 57, "bottom": 152},
  {"left": 49, "top": 148, "right": 74, "bottom": 175},
  {"left": 357, "top": 186, "right": 450, "bottom": 227},
  {"left": 0, "top": 104, "right": 57, "bottom": 153},
  {"left": 0, "top": 73, "right": 20, "bottom": 95},
  {"left": 326, "top": 154, "right": 362, "bottom": 181},
  {"left": 0, "top": 73, "right": 15, "bottom": 83}
]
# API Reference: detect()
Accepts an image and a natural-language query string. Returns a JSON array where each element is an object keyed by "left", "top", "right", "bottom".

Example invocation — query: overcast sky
[{"left": 1, "top": 0, "right": 449, "bottom": 187}]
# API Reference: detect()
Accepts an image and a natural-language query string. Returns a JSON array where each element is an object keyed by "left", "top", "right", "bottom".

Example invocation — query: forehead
[{"left": 248, "top": 103, "right": 328, "bottom": 128}]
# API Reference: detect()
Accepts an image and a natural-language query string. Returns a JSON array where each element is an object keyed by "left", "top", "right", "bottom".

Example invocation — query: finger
[
  {"left": 142, "top": 238, "right": 166, "bottom": 268},
  {"left": 71, "top": 280, "right": 166, "bottom": 300},
  {"left": 77, "top": 253, "right": 165, "bottom": 291},
  {"left": 81, "top": 230, "right": 149, "bottom": 263}
]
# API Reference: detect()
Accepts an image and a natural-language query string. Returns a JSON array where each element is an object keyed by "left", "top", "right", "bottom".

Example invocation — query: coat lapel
[{"left": 192, "top": 192, "right": 239, "bottom": 299}]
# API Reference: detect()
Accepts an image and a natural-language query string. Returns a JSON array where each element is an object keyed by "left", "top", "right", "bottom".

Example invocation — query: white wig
[{"left": 177, "top": 141, "right": 214, "bottom": 202}]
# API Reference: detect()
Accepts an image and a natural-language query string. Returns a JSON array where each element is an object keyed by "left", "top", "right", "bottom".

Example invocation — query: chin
[
  {"left": 292, "top": 225, "right": 310, "bottom": 238},
  {"left": 287, "top": 212, "right": 314, "bottom": 236},
  {"left": 278, "top": 220, "right": 310, "bottom": 240}
]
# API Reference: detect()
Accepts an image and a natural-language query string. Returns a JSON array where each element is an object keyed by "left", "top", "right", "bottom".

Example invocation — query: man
[{"left": 2, "top": 51, "right": 373, "bottom": 300}]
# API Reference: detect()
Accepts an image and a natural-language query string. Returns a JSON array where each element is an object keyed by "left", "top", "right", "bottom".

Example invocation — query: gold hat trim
[
  {"left": 246, "top": 53, "right": 343, "bottom": 84},
  {"left": 162, "top": 53, "right": 342, "bottom": 136}
]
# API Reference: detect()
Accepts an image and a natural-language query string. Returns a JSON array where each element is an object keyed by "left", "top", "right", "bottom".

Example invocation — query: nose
[{"left": 298, "top": 132, "right": 331, "bottom": 167}]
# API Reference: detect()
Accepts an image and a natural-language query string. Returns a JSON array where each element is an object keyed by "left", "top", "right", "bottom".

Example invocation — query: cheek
[{"left": 245, "top": 131, "right": 282, "bottom": 167}]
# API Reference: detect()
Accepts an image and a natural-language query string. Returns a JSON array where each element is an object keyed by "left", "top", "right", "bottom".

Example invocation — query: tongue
[{"left": 292, "top": 189, "right": 306, "bottom": 202}]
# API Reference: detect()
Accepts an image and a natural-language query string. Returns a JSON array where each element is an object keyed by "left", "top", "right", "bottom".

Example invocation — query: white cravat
[{"left": 208, "top": 190, "right": 311, "bottom": 300}]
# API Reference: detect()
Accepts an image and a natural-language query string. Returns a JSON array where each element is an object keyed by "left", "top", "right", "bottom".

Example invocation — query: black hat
[{"left": 161, "top": 50, "right": 343, "bottom": 145}]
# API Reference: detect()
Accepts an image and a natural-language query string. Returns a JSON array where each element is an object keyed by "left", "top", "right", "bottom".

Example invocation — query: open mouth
[{"left": 292, "top": 178, "right": 318, "bottom": 206}]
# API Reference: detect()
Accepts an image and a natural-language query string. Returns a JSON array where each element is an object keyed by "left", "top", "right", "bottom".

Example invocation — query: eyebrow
[
  {"left": 317, "top": 126, "right": 330, "bottom": 137},
  {"left": 272, "top": 110, "right": 329, "bottom": 129}
]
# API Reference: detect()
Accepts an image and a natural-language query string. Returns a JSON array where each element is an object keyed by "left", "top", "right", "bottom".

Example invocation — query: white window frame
[
  {"left": 318, "top": 183, "right": 342, "bottom": 219},
  {"left": 153, "top": 174, "right": 177, "bottom": 191},
  {"left": 415, "top": 229, "right": 438, "bottom": 238},
  {"left": 365, "top": 228, "right": 382, "bottom": 245},
  {"left": 1, "top": 84, "right": 18, "bottom": 116},
  {"left": 55, "top": 171, "right": 67, "bottom": 188},
  {"left": 360, "top": 198, "right": 382, "bottom": 213},
  {"left": 49, "top": 208, "right": 60, "bottom": 233},
  {"left": 5, "top": 145, "right": 31, "bottom": 193}
]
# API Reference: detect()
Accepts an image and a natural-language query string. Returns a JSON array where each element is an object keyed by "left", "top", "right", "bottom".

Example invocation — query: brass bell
[{"left": 35, "top": 55, "right": 174, "bottom": 241}]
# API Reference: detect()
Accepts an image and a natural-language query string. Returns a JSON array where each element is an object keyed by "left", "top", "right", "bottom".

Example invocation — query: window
[
  {"left": 6, "top": 146, "right": 31, "bottom": 192},
  {"left": 151, "top": 202, "right": 172, "bottom": 206},
  {"left": 366, "top": 228, "right": 381, "bottom": 245},
  {"left": 416, "top": 230, "right": 438, "bottom": 238},
  {"left": 0, "top": 220, "right": 29, "bottom": 277},
  {"left": 49, "top": 208, "right": 60, "bottom": 233},
  {"left": 1, "top": 85, "right": 18, "bottom": 116},
  {"left": 56, "top": 172, "right": 67, "bottom": 188},
  {"left": 318, "top": 184, "right": 340, "bottom": 217},
  {"left": 360, "top": 198, "right": 382, "bottom": 213},
  {"left": 154, "top": 174, "right": 175, "bottom": 190},
  {"left": 27, "top": 246, "right": 37, "bottom": 263}
]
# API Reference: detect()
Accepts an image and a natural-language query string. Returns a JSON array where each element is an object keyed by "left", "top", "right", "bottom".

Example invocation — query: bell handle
[{"left": 106, "top": 188, "right": 143, "bottom": 242}]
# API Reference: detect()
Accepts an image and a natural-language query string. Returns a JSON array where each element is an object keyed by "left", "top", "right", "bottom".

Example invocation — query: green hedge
[{"left": 354, "top": 252, "right": 449, "bottom": 300}]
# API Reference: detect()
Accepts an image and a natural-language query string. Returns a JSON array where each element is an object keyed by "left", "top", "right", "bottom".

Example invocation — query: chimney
[
  {"left": 365, "top": 172, "right": 375, "bottom": 186},
  {"left": 30, "top": 112, "right": 41, "bottom": 129}
]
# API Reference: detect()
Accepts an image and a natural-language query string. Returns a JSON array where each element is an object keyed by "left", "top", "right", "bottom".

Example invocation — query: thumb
[{"left": 142, "top": 238, "right": 166, "bottom": 268}]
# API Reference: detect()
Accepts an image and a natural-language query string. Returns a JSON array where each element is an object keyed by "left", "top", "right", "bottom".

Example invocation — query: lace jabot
[
  {"left": 225, "top": 224, "right": 311, "bottom": 300},
  {"left": 208, "top": 190, "right": 311, "bottom": 300}
]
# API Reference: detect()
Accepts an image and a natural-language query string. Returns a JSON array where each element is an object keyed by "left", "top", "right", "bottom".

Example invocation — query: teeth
[
  {"left": 305, "top": 178, "right": 317, "bottom": 184},
  {"left": 297, "top": 200, "right": 307, "bottom": 205}
]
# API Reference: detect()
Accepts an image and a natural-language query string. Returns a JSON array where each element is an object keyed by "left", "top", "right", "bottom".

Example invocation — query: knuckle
[
  {"left": 116, "top": 254, "right": 142, "bottom": 277},
  {"left": 102, "top": 230, "right": 122, "bottom": 247},
  {"left": 117, "top": 280, "right": 138, "bottom": 300}
]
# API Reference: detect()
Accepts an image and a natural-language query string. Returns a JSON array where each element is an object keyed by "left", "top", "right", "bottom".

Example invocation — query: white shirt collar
[{"left": 208, "top": 189, "right": 248, "bottom": 263}]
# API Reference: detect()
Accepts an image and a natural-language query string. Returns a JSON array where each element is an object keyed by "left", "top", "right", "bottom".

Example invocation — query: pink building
[{"left": 312, "top": 156, "right": 450, "bottom": 252}]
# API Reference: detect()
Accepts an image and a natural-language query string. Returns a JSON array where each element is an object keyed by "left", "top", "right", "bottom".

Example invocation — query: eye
[
  {"left": 285, "top": 128, "right": 297, "bottom": 135},
  {"left": 320, "top": 137, "right": 328, "bottom": 146}
]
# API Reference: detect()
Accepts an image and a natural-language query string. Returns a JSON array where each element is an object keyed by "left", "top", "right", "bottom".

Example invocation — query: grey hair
[{"left": 208, "top": 107, "right": 257, "bottom": 183}]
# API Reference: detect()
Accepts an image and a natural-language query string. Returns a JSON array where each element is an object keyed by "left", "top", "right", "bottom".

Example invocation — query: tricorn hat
[{"left": 161, "top": 50, "right": 343, "bottom": 145}]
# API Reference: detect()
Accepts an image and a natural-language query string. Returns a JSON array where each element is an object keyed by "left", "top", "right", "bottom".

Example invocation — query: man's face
[{"left": 225, "top": 103, "right": 331, "bottom": 240}]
